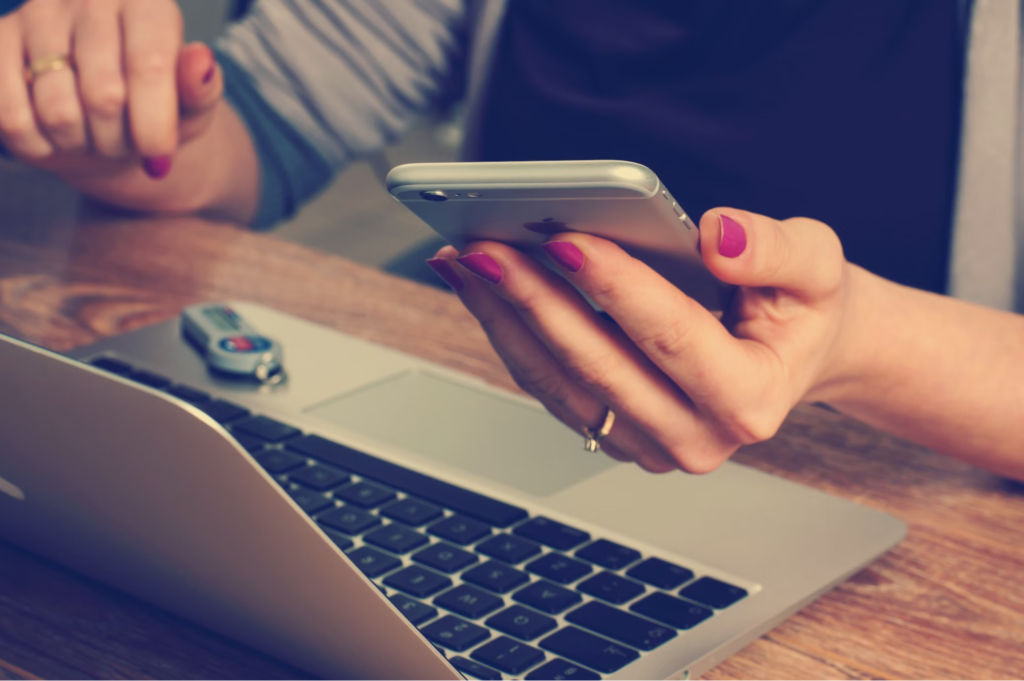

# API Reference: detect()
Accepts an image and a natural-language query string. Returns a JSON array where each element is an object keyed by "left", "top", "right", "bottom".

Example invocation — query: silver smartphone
[{"left": 385, "top": 160, "right": 731, "bottom": 310}]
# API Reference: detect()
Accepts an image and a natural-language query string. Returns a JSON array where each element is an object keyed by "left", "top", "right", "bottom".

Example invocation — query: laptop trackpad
[{"left": 304, "top": 371, "right": 615, "bottom": 497}]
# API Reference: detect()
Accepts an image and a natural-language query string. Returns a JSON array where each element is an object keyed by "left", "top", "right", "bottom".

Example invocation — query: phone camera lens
[{"left": 420, "top": 191, "right": 448, "bottom": 202}]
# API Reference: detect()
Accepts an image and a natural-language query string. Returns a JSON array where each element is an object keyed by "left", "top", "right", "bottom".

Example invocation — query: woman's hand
[
  {"left": 428, "top": 209, "right": 859, "bottom": 474},
  {"left": 0, "top": 0, "right": 223, "bottom": 180}
]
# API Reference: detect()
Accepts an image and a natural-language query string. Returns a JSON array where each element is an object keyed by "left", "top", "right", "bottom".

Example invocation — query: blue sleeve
[
  {"left": 0, "top": 0, "right": 25, "bottom": 150},
  {"left": 0, "top": 0, "right": 28, "bottom": 17},
  {"left": 216, "top": 50, "right": 335, "bottom": 230}
]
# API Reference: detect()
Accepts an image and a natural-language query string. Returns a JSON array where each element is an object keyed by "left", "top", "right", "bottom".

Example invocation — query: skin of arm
[{"left": 818, "top": 265, "right": 1024, "bottom": 480}]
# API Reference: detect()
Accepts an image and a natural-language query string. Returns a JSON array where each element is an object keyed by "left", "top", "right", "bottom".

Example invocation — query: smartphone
[{"left": 385, "top": 160, "right": 731, "bottom": 310}]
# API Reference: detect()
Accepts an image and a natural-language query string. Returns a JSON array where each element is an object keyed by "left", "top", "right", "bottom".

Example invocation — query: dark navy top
[{"left": 480, "top": 0, "right": 965, "bottom": 292}]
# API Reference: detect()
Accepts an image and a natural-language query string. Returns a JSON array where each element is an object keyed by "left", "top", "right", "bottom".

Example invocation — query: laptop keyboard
[{"left": 89, "top": 357, "right": 750, "bottom": 679}]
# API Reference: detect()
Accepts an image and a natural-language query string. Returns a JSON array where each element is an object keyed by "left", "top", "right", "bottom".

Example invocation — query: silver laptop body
[{"left": 0, "top": 302, "right": 906, "bottom": 679}]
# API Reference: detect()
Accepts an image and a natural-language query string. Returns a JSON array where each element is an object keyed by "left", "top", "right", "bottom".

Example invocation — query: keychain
[{"left": 181, "top": 303, "right": 284, "bottom": 384}]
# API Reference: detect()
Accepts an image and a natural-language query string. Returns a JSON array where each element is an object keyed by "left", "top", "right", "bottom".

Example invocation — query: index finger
[{"left": 122, "top": 0, "right": 182, "bottom": 158}]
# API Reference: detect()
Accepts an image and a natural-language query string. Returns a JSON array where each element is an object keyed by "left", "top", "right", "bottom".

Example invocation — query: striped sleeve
[
  {"left": 216, "top": 50, "right": 336, "bottom": 230},
  {"left": 216, "top": 0, "right": 468, "bottom": 170}
]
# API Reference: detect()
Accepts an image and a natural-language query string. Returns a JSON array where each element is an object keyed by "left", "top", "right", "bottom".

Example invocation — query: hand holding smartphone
[{"left": 386, "top": 160, "right": 732, "bottom": 310}]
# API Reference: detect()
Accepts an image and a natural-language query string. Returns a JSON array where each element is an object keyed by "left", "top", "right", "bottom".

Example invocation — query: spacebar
[{"left": 286, "top": 435, "right": 528, "bottom": 528}]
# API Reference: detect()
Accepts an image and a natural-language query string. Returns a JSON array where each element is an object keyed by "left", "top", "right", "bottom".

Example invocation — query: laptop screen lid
[{"left": 0, "top": 331, "right": 456, "bottom": 679}]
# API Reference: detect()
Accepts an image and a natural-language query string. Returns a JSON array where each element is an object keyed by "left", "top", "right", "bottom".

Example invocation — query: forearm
[
  {"left": 820, "top": 265, "right": 1024, "bottom": 480},
  {"left": 46, "top": 101, "right": 258, "bottom": 224}
]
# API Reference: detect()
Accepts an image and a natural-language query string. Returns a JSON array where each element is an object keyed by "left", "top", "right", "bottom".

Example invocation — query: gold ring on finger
[
  {"left": 582, "top": 407, "right": 615, "bottom": 452},
  {"left": 24, "top": 54, "right": 75, "bottom": 85}
]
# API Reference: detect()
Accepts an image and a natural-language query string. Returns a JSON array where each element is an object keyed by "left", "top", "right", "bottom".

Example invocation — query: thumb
[
  {"left": 700, "top": 208, "right": 846, "bottom": 300},
  {"left": 177, "top": 42, "right": 223, "bottom": 115}
]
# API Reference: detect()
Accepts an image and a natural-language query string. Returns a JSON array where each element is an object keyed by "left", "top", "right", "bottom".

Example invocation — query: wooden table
[{"left": 1, "top": 166, "right": 1022, "bottom": 680}]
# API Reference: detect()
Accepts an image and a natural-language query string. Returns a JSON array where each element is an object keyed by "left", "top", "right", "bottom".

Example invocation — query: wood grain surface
[{"left": 0, "top": 169, "right": 1022, "bottom": 679}]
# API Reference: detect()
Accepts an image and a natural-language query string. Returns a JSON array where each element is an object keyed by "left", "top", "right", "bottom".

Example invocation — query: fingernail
[
  {"left": 719, "top": 214, "right": 747, "bottom": 258},
  {"left": 142, "top": 156, "right": 172, "bottom": 180},
  {"left": 426, "top": 258, "right": 464, "bottom": 291},
  {"left": 542, "top": 240, "right": 584, "bottom": 273},
  {"left": 456, "top": 252, "right": 503, "bottom": 284},
  {"left": 203, "top": 64, "right": 216, "bottom": 84}
]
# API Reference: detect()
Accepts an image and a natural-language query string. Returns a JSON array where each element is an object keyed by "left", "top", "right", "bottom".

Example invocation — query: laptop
[{"left": 0, "top": 301, "right": 906, "bottom": 679}]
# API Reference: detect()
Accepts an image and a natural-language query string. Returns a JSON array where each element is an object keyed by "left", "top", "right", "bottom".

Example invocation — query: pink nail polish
[
  {"left": 542, "top": 241, "right": 584, "bottom": 273},
  {"left": 456, "top": 252, "right": 503, "bottom": 284},
  {"left": 142, "top": 156, "right": 172, "bottom": 180},
  {"left": 426, "top": 258, "right": 464, "bottom": 291},
  {"left": 719, "top": 214, "right": 747, "bottom": 258},
  {"left": 203, "top": 64, "right": 216, "bottom": 85}
]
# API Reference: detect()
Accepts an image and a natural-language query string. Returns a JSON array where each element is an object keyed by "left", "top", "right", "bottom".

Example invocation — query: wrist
[{"left": 803, "top": 263, "right": 889, "bottom": 406}]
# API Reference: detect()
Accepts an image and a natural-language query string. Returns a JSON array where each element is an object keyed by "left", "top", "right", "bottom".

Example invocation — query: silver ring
[{"left": 582, "top": 408, "right": 615, "bottom": 452}]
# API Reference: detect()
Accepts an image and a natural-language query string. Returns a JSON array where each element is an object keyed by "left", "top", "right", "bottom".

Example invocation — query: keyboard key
[
  {"left": 233, "top": 415, "right": 300, "bottom": 443},
  {"left": 428, "top": 515, "right": 492, "bottom": 545},
  {"left": 514, "top": 517, "right": 590, "bottom": 551},
  {"left": 472, "top": 636, "right": 545, "bottom": 675},
  {"left": 166, "top": 384, "right": 211, "bottom": 404},
  {"left": 513, "top": 581, "right": 581, "bottom": 614},
  {"left": 286, "top": 435, "right": 528, "bottom": 527},
  {"left": 679, "top": 576, "right": 748, "bottom": 609},
  {"left": 486, "top": 605, "right": 557, "bottom": 641},
  {"left": 450, "top": 656, "right": 502, "bottom": 681},
  {"left": 463, "top": 561, "right": 530, "bottom": 594},
  {"left": 384, "top": 565, "right": 452, "bottom": 598},
  {"left": 626, "top": 557, "right": 694, "bottom": 590},
  {"left": 413, "top": 542, "right": 478, "bottom": 573},
  {"left": 129, "top": 370, "right": 172, "bottom": 390},
  {"left": 576, "top": 572, "right": 645, "bottom": 605},
  {"left": 575, "top": 539, "right": 641, "bottom": 570},
  {"left": 525, "top": 658, "right": 601, "bottom": 680},
  {"left": 317, "top": 505, "right": 381, "bottom": 535},
  {"left": 435, "top": 584, "right": 504, "bottom": 619},
  {"left": 252, "top": 448, "right": 306, "bottom": 474},
  {"left": 526, "top": 553, "right": 592, "bottom": 584},
  {"left": 231, "top": 431, "right": 267, "bottom": 452},
  {"left": 333, "top": 481, "right": 396, "bottom": 509},
  {"left": 364, "top": 524, "right": 429, "bottom": 554},
  {"left": 565, "top": 601, "right": 677, "bottom": 651},
  {"left": 381, "top": 498, "right": 443, "bottom": 526},
  {"left": 629, "top": 592, "right": 713, "bottom": 630},
  {"left": 421, "top": 615, "right": 490, "bottom": 652},
  {"left": 286, "top": 487, "right": 332, "bottom": 515},
  {"left": 389, "top": 593, "right": 438, "bottom": 626},
  {"left": 289, "top": 464, "right": 351, "bottom": 491},
  {"left": 90, "top": 356, "right": 133, "bottom": 375},
  {"left": 200, "top": 399, "right": 250, "bottom": 424},
  {"left": 322, "top": 528, "right": 354, "bottom": 551},
  {"left": 539, "top": 627, "right": 638, "bottom": 674},
  {"left": 477, "top": 534, "right": 542, "bottom": 564},
  {"left": 346, "top": 546, "right": 402, "bottom": 578}
]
